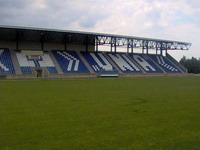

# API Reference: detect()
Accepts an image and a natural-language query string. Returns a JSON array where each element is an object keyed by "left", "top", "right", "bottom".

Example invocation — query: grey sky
[{"left": 0, "top": 0, "right": 200, "bottom": 60}]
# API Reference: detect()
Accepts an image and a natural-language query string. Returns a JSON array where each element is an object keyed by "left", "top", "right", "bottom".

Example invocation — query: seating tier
[
  {"left": 52, "top": 50, "right": 89, "bottom": 73},
  {"left": 81, "top": 52, "right": 116, "bottom": 73},
  {"left": 107, "top": 53, "right": 142, "bottom": 73},
  {"left": 16, "top": 52, "right": 57, "bottom": 74},
  {"left": 0, "top": 49, "right": 184, "bottom": 75},
  {"left": 129, "top": 53, "right": 163, "bottom": 73},
  {"left": 148, "top": 54, "right": 182, "bottom": 73},
  {"left": 0, "top": 49, "right": 15, "bottom": 74}
]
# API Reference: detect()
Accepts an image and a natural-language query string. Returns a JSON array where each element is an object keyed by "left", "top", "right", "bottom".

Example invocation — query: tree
[{"left": 179, "top": 56, "right": 200, "bottom": 73}]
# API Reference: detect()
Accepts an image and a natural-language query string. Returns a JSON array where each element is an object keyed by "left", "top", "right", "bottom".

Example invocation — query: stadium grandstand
[{"left": 0, "top": 25, "right": 191, "bottom": 79}]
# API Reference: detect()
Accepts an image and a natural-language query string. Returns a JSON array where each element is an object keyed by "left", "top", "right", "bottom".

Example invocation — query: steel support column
[
  {"left": 64, "top": 34, "right": 67, "bottom": 51},
  {"left": 96, "top": 42, "right": 98, "bottom": 52},
  {"left": 131, "top": 39, "right": 133, "bottom": 54},
  {"left": 65, "top": 34, "right": 67, "bottom": 51},
  {"left": 114, "top": 38, "right": 117, "bottom": 53},
  {"left": 16, "top": 31, "right": 19, "bottom": 50},
  {"left": 41, "top": 33, "right": 44, "bottom": 51},
  {"left": 160, "top": 47, "right": 163, "bottom": 55},
  {"left": 156, "top": 43, "right": 158, "bottom": 54},
  {"left": 127, "top": 43, "right": 129, "bottom": 53},
  {"left": 146, "top": 41, "right": 149, "bottom": 54},
  {"left": 85, "top": 35, "right": 88, "bottom": 52},
  {"left": 96, "top": 37, "right": 98, "bottom": 52},
  {"left": 142, "top": 41, "right": 144, "bottom": 54}
]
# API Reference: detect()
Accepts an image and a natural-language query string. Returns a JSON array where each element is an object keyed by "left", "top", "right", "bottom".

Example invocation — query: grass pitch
[{"left": 0, "top": 77, "right": 200, "bottom": 150}]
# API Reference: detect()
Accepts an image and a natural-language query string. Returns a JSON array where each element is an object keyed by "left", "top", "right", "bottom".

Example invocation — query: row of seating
[
  {"left": 21, "top": 67, "right": 32, "bottom": 74},
  {"left": 150, "top": 55, "right": 179, "bottom": 73},
  {"left": 130, "top": 54, "right": 163, "bottom": 73},
  {"left": 0, "top": 49, "right": 15, "bottom": 74},
  {"left": 52, "top": 50, "right": 88, "bottom": 73},
  {"left": 81, "top": 52, "right": 182, "bottom": 73},
  {"left": 81, "top": 52, "right": 114, "bottom": 72},
  {"left": 0, "top": 49, "right": 183, "bottom": 75},
  {"left": 52, "top": 51, "right": 182, "bottom": 73}
]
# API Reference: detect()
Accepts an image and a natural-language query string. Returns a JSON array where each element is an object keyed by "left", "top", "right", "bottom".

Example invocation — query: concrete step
[
  {"left": 10, "top": 50, "right": 22, "bottom": 74},
  {"left": 103, "top": 52, "right": 122, "bottom": 74},
  {"left": 76, "top": 51, "right": 95, "bottom": 74},
  {"left": 165, "top": 55, "right": 185, "bottom": 73},
  {"left": 125, "top": 53, "right": 146, "bottom": 73},
  {"left": 49, "top": 51, "right": 64, "bottom": 74},
  {"left": 166, "top": 53, "right": 187, "bottom": 73},
  {"left": 147, "top": 55, "right": 167, "bottom": 73}
]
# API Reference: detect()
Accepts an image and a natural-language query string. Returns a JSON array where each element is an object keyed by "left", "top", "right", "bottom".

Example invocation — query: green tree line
[{"left": 180, "top": 56, "right": 200, "bottom": 73}]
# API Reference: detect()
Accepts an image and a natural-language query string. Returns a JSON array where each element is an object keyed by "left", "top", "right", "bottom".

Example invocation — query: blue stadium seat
[
  {"left": 0, "top": 49, "right": 15, "bottom": 74},
  {"left": 52, "top": 50, "right": 89, "bottom": 73},
  {"left": 148, "top": 54, "right": 181, "bottom": 73},
  {"left": 47, "top": 67, "right": 58, "bottom": 74},
  {"left": 129, "top": 53, "right": 163, "bottom": 73},
  {"left": 107, "top": 52, "right": 141, "bottom": 73},
  {"left": 82, "top": 52, "right": 116, "bottom": 73},
  {"left": 21, "top": 67, "right": 32, "bottom": 74}
]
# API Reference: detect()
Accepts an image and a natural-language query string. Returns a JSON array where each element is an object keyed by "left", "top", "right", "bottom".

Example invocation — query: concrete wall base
[{"left": 0, "top": 73, "right": 197, "bottom": 80}]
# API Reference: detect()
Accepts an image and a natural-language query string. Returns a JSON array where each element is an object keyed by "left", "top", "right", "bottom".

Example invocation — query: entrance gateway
[{"left": 35, "top": 69, "right": 43, "bottom": 77}]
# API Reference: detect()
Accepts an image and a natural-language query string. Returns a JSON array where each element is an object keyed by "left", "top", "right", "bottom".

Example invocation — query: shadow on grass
[{"left": 131, "top": 98, "right": 149, "bottom": 105}]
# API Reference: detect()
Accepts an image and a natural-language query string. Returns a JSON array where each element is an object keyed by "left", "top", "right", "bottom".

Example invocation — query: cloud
[
  {"left": 0, "top": 0, "right": 31, "bottom": 8},
  {"left": 0, "top": 0, "right": 110, "bottom": 29},
  {"left": 0, "top": 0, "right": 199, "bottom": 60}
]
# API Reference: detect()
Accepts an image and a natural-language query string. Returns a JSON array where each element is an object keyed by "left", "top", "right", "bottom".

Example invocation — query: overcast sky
[{"left": 0, "top": 0, "right": 200, "bottom": 60}]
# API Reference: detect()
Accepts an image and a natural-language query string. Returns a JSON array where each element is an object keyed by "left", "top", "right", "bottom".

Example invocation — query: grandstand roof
[{"left": 0, "top": 25, "right": 191, "bottom": 51}]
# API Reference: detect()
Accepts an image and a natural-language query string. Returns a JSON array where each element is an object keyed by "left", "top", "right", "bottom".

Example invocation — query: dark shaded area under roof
[{"left": 0, "top": 25, "right": 191, "bottom": 51}]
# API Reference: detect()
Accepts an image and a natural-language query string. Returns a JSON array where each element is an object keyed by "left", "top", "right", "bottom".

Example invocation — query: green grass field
[{"left": 1, "top": 77, "right": 200, "bottom": 150}]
